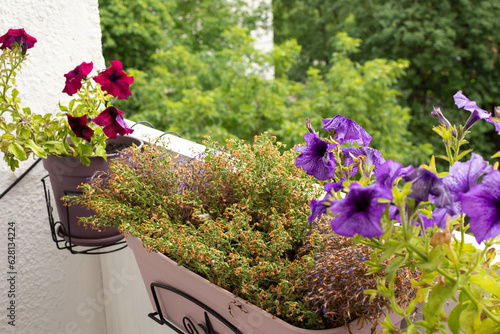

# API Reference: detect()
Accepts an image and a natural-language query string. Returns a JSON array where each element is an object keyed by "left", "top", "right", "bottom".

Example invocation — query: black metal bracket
[
  {"left": 148, "top": 282, "right": 243, "bottom": 334},
  {"left": 41, "top": 175, "right": 127, "bottom": 255}
]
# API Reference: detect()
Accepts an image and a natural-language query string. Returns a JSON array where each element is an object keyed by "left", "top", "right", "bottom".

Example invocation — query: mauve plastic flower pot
[
  {"left": 126, "top": 235, "right": 403, "bottom": 334},
  {"left": 42, "top": 135, "right": 143, "bottom": 246}
]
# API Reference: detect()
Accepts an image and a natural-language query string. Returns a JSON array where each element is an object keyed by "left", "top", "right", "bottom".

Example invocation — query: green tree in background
[
  {"left": 99, "top": 0, "right": 175, "bottom": 70},
  {"left": 98, "top": 0, "right": 430, "bottom": 164},
  {"left": 273, "top": 0, "right": 500, "bottom": 163}
]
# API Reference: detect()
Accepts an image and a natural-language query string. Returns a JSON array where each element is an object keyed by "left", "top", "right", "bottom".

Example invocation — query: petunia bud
[{"left": 431, "top": 107, "right": 452, "bottom": 129}]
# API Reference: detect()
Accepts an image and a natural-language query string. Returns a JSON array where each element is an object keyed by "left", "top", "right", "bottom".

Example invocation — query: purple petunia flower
[
  {"left": 461, "top": 170, "right": 500, "bottom": 243},
  {"left": 92, "top": 106, "right": 134, "bottom": 139},
  {"left": 308, "top": 183, "right": 338, "bottom": 223},
  {"left": 402, "top": 168, "right": 454, "bottom": 211},
  {"left": 342, "top": 147, "right": 385, "bottom": 177},
  {"left": 443, "top": 153, "right": 492, "bottom": 210},
  {"left": 62, "top": 61, "right": 93, "bottom": 96},
  {"left": 93, "top": 60, "right": 134, "bottom": 100},
  {"left": 0, "top": 28, "right": 37, "bottom": 51},
  {"left": 295, "top": 133, "right": 336, "bottom": 180},
  {"left": 376, "top": 160, "right": 413, "bottom": 189},
  {"left": 328, "top": 183, "right": 392, "bottom": 237},
  {"left": 453, "top": 90, "right": 499, "bottom": 131},
  {"left": 431, "top": 207, "right": 451, "bottom": 229},
  {"left": 66, "top": 113, "right": 94, "bottom": 142},
  {"left": 321, "top": 115, "right": 372, "bottom": 146}
]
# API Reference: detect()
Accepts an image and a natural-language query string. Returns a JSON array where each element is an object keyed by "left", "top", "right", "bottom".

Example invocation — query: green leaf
[
  {"left": 422, "top": 278, "right": 458, "bottom": 325},
  {"left": 415, "top": 246, "right": 441, "bottom": 271},
  {"left": 20, "top": 128, "right": 30, "bottom": 140},
  {"left": 385, "top": 254, "right": 407, "bottom": 279},
  {"left": 470, "top": 273, "right": 500, "bottom": 297},
  {"left": 25, "top": 139, "right": 47, "bottom": 158},
  {"left": 448, "top": 303, "right": 467, "bottom": 334},
  {"left": 2, "top": 133, "right": 14, "bottom": 140},
  {"left": 479, "top": 318, "right": 500, "bottom": 334},
  {"left": 459, "top": 306, "right": 476, "bottom": 334},
  {"left": 8, "top": 142, "right": 27, "bottom": 161}
]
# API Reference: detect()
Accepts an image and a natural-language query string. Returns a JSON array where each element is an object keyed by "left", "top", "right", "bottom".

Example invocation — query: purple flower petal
[
  {"left": 308, "top": 181, "right": 344, "bottom": 223},
  {"left": 322, "top": 115, "right": 372, "bottom": 146},
  {"left": 453, "top": 90, "right": 491, "bottom": 130},
  {"left": 342, "top": 147, "right": 385, "bottom": 177},
  {"left": 443, "top": 153, "right": 492, "bottom": 203},
  {"left": 461, "top": 170, "right": 500, "bottom": 243},
  {"left": 66, "top": 113, "right": 94, "bottom": 142},
  {"left": 328, "top": 183, "right": 392, "bottom": 237},
  {"left": 93, "top": 60, "right": 134, "bottom": 99},
  {"left": 0, "top": 28, "right": 37, "bottom": 50},
  {"left": 376, "top": 160, "right": 413, "bottom": 189},
  {"left": 431, "top": 208, "right": 454, "bottom": 229},
  {"left": 92, "top": 106, "right": 134, "bottom": 139},
  {"left": 402, "top": 168, "right": 454, "bottom": 211},
  {"left": 62, "top": 61, "right": 93, "bottom": 96},
  {"left": 295, "top": 133, "right": 336, "bottom": 180}
]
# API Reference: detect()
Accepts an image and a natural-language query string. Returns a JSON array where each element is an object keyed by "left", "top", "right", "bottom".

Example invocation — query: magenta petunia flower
[
  {"left": 322, "top": 115, "right": 372, "bottom": 146},
  {"left": 376, "top": 160, "right": 413, "bottom": 189},
  {"left": 453, "top": 90, "right": 498, "bottom": 131},
  {"left": 62, "top": 61, "right": 93, "bottom": 96},
  {"left": 402, "top": 168, "right": 453, "bottom": 211},
  {"left": 92, "top": 106, "right": 134, "bottom": 139},
  {"left": 295, "top": 133, "right": 337, "bottom": 180},
  {"left": 342, "top": 147, "right": 385, "bottom": 177},
  {"left": 66, "top": 114, "right": 94, "bottom": 142},
  {"left": 328, "top": 183, "right": 392, "bottom": 237},
  {"left": 461, "top": 170, "right": 500, "bottom": 243},
  {"left": 93, "top": 60, "right": 134, "bottom": 99},
  {"left": 0, "top": 28, "right": 37, "bottom": 50}
]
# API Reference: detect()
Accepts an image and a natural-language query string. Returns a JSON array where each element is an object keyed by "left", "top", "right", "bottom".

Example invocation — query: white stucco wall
[
  {"left": 0, "top": 1, "right": 107, "bottom": 334},
  {"left": 0, "top": 1, "right": 272, "bottom": 334}
]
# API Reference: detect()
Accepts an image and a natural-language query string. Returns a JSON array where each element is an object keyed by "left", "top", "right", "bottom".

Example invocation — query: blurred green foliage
[
  {"left": 99, "top": 0, "right": 431, "bottom": 164},
  {"left": 274, "top": 0, "right": 500, "bottom": 164}
]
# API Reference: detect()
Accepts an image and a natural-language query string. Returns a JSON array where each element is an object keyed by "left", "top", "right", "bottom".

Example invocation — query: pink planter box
[{"left": 126, "top": 236, "right": 403, "bottom": 334}]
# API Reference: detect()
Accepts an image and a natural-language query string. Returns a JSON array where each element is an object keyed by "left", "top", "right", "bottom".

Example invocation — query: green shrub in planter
[{"left": 68, "top": 134, "right": 415, "bottom": 330}]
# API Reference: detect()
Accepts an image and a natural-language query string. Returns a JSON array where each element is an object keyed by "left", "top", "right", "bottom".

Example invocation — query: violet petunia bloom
[
  {"left": 295, "top": 133, "right": 336, "bottom": 180},
  {"left": 453, "top": 90, "right": 495, "bottom": 130},
  {"left": 461, "top": 170, "right": 500, "bottom": 243},
  {"left": 342, "top": 147, "right": 385, "bottom": 177},
  {"left": 431, "top": 207, "right": 451, "bottom": 229},
  {"left": 62, "top": 61, "right": 93, "bottom": 96},
  {"left": 309, "top": 182, "right": 339, "bottom": 223},
  {"left": 443, "top": 153, "right": 492, "bottom": 211},
  {"left": 66, "top": 114, "right": 94, "bottom": 142},
  {"left": 429, "top": 154, "right": 491, "bottom": 227},
  {"left": 0, "top": 28, "right": 37, "bottom": 51},
  {"left": 376, "top": 160, "right": 413, "bottom": 189},
  {"left": 93, "top": 60, "right": 134, "bottom": 99},
  {"left": 328, "top": 183, "right": 392, "bottom": 237},
  {"left": 402, "top": 168, "right": 454, "bottom": 211},
  {"left": 322, "top": 115, "right": 372, "bottom": 146},
  {"left": 92, "top": 106, "right": 134, "bottom": 139}
]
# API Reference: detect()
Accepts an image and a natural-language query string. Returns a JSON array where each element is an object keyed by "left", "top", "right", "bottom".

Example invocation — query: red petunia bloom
[
  {"left": 66, "top": 114, "right": 95, "bottom": 142},
  {"left": 0, "top": 28, "right": 37, "bottom": 50},
  {"left": 92, "top": 106, "right": 134, "bottom": 139},
  {"left": 62, "top": 61, "right": 93, "bottom": 96},
  {"left": 93, "top": 60, "right": 134, "bottom": 100}
]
